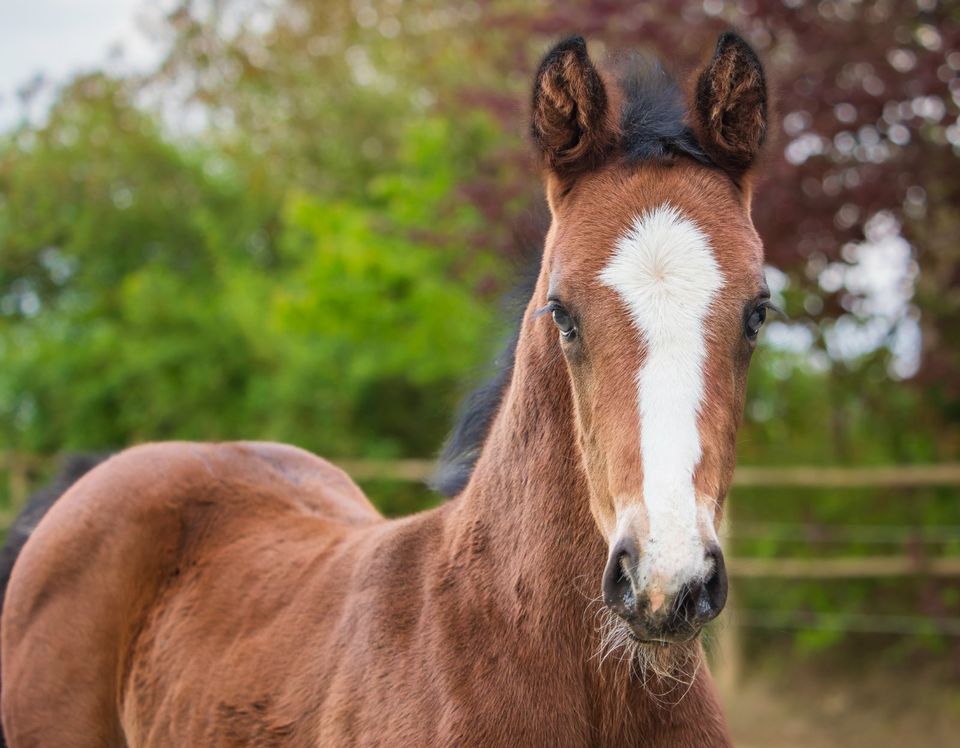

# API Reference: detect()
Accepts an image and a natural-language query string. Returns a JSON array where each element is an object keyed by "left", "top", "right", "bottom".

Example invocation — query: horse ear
[
  {"left": 692, "top": 32, "right": 768, "bottom": 176},
  {"left": 531, "top": 37, "right": 616, "bottom": 180}
]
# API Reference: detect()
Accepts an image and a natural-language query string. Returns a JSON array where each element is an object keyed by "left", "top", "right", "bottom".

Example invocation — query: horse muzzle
[{"left": 601, "top": 538, "right": 728, "bottom": 642}]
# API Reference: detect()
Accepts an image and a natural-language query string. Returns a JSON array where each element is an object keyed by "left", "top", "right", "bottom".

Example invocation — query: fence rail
[
  {"left": 4, "top": 452, "right": 960, "bottom": 486},
  {"left": 727, "top": 556, "right": 960, "bottom": 578},
  {"left": 729, "top": 609, "right": 960, "bottom": 636}
]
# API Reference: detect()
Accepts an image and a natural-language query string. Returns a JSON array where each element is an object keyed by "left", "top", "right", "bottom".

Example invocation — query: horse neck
[{"left": 449, "top": 310, "right": 602, "bottom": 644}]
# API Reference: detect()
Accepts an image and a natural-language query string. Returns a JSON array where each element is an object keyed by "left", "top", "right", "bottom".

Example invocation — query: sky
[{"left": 0, "top": 0, "right": 160, "bottom": 128}]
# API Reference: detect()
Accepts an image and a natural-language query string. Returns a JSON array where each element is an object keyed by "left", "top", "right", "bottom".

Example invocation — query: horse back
[{"left": 0, "top": 441, "right": 381, "bottom": 747}]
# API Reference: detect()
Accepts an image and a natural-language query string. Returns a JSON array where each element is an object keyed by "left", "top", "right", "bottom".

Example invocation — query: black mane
[
  {"left": 431, "top": 52, "right": 712, "bottom": 498},
  {"left": 430, "top": 254, "right": 539, "bottom": 498},
  {"left": 616, "top": 52, "right": 713, "bottom": 166}
]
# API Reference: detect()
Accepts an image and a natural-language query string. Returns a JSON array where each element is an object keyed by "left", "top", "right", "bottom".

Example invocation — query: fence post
[
  {"left": 713, "top": 590, "right": 743, "bottom": 694},
  {"left": 8, "top": 453, "right": 29, "bottom": 509},
  {"left": 712, "top": 516, "right": 742, "bottom": 693}
]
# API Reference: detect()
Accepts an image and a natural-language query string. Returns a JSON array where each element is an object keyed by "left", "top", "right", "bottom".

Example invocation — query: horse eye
[
  {"left": 746, "top": 304, "right": 767, "bottom": 340},
  {"left": 551, "top": 307, "right": 576, "bottom": 339}
]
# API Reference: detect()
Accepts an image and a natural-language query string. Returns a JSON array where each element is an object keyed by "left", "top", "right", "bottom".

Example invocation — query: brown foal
[{"left": 1, "top": 31, "right": 771, "bottom": 746}]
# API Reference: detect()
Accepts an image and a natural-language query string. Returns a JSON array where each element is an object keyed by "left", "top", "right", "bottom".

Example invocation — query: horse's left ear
[
  {"left": 531, "top": 36, "right": 617, "bottom": 182},
  {"left": 692, "top": 32, "right": 768, "bottom": 176}
]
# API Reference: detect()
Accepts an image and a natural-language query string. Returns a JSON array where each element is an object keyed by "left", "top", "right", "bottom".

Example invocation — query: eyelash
[
  {"left": 746, "top": 300, "right": 782, "bottom": 340},
  {"left": 535, "top": 300, "right": 565, "bottom": 318}
]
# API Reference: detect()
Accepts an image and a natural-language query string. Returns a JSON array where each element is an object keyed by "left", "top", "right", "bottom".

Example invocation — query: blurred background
[{"left": 1, "top": 1, "right": 958, "bottom": 745}]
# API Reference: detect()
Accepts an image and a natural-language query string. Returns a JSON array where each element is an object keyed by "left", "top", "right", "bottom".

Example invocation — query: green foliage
[{"left": 0, "top": 75, "right": 497, "bottom": 458}]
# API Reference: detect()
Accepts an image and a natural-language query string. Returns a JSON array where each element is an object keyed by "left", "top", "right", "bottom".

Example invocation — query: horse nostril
[
  {"left": 700, "top": 546, "right": 728, "bottom": 623},
  {"left": 669, "top": 547, "right": 728, "bottom": 630},
  {"left": 602, "top": 536, "right": 639, "bottom": 616}
]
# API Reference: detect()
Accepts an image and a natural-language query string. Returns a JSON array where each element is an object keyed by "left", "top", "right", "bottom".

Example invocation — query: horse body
[
  {"left": 2, "top": 31, "right": 773, "bottom": 746},
  {"left": 3, "top": 438, "right": 726, "bottom": 746}
]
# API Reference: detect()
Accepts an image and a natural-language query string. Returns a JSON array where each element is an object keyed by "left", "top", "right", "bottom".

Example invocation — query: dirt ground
[{"left": 718, "top": 659, "right": 960, "bottom": 748}]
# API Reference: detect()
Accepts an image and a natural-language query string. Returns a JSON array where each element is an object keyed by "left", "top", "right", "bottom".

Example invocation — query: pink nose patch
[{"left": 648, "top": 589, "right": 666, "bottom": 614}]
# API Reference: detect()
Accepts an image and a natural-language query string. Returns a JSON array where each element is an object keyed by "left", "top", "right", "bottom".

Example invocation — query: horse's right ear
[
  {"left": 531, "top": 37, "right": 616, "bottom": 181},
  {"left": 692, "top": 32, "right": 768, "bottom": 177}
]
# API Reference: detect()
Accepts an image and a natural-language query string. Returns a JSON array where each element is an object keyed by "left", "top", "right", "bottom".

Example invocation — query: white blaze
[{"left": 599, "top": 204, "right": 723, "bottom": 593}]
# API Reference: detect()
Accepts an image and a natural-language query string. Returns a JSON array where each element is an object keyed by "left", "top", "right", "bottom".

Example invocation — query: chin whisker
[{"left": 592, "top": 612, "right": 704, "bottom": 706}]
